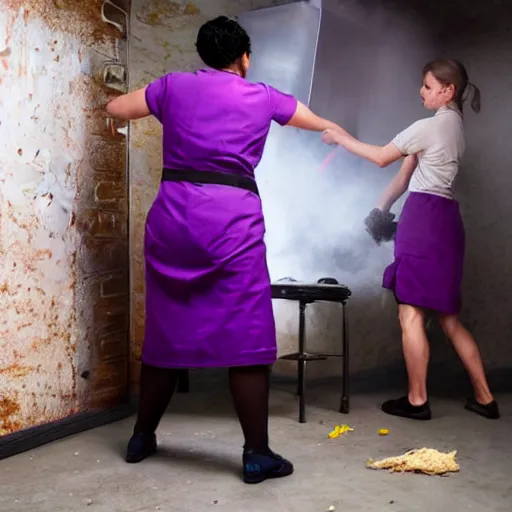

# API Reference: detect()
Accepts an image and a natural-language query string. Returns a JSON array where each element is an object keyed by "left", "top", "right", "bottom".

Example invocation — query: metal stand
[
  {"left": 297, "top": 302, "right": 308, "bottom": 423},
  {"left": 280, "top": 299, "right": 350, "bottom": 423},
  {"left": 340, "top": 302, "right": 349, "bottom": 413},
  {"left": 281, "top": 301, "right": 327, "bottom": 423}
]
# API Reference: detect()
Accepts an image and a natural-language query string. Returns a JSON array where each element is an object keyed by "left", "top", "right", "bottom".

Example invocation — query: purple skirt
[
  {"left": 141, "top": 181, "right": 277, "bottom": 369},
  {"left": 383, "top": 191, "right": 465, "bottom": 314}
]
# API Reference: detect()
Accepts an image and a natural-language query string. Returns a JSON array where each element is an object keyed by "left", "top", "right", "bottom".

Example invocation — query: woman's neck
[
  {"left": 220, "top": 67, "right": 241, "bottom": 76},
  {"left": 442, "top": 101, "right": 460, "bottom": 112}
]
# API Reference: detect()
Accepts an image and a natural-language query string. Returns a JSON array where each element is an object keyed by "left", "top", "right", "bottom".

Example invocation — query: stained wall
[{"left": 0, "top": 0, "right": 130, "bottom": 436}]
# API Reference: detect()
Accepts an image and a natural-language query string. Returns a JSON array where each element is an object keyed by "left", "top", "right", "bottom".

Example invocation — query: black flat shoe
[
  {"left": 125, "top": 432, "right": 157, "bottom": 463},
  {"left": 243, "top": 449, "right": 294, "bottom": 484},
  {"left": 465, "top": 398, "right": 500, "bottom": 419},
  {"left": 381, "top": 396, "right": 432, "bottom": 420}
]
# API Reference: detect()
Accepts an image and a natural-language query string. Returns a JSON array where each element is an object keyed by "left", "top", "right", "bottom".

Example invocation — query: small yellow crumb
[
  {"left": 328, "top": 424, "right": 354, "bottom": 439},
  {"left": 378, "top": 428, "right": 390, "bottom": 436}
]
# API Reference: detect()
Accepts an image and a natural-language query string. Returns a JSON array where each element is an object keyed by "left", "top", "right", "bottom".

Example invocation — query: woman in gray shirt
[{"left": 323, "top": 58, "right": 499, "bottom": 421}]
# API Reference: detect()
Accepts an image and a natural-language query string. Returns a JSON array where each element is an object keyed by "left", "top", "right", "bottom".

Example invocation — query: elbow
[
  {"left": 376, "top": 153, "right": 398, "bottom": 168},
  {"left": 375, "top": 144, "right": 403, "bottom": 168},
  {"left": 376, "top": 157, "right": 389, "bottom": 168},
  {"left": 375, "top": 149, "right": 390, "bottom": 168}
]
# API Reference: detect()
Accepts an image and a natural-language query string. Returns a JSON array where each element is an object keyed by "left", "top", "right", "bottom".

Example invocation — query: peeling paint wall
[{"left": 0, "top": 0, "right": 130, "bottom": 436}]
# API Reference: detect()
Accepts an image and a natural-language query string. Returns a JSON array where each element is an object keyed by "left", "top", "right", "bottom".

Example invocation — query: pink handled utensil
[{"left": 317, "top": 147, "right": 340, "bottom": 172}]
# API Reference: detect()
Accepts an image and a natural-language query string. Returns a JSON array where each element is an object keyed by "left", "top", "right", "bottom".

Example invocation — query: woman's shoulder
[
  {"left": 412, "top": 113, "right": 436, "bottom": 127},
  {"left": 249, "top": 80, "right": 284, "bottom": 92},
  {"left": 157, "top": 68, "right": 211, "bottom": 81}
]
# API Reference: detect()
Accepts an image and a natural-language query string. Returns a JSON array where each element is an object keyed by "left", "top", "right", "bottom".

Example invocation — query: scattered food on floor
[
  {"left": 327, "top": 506, "right": 336, "bottom": 511},
  {"left": 378, "top": 428, "right": 390, "bottom": 436},
  {"left": 366, "top": 448, "right": 460, "bottom": 475},
  {"left": 85, "top": 498, "right": 93, "bottom": 506},
  {"left": 328, "top": 424, "right": 353, "bottom": 439},
  {"left": 328, "top": 424, "right": 354, "bottom": 439}
]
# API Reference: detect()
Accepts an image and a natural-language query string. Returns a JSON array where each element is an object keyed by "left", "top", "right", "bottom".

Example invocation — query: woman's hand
[{"left": 322, "top": 128, "right": 344, "bottom": 146}]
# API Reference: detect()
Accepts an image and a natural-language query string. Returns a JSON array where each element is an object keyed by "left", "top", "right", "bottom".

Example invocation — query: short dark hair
[
  {"left": 195, "top": 16, "right": 251, "bottom": 70},
  {"left": 423, "top": 58, "right": 481, "bottom": 113}
]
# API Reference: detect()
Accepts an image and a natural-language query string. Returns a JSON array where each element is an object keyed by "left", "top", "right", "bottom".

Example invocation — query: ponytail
[{"left": 464, "top": 82, "right": 481, "bottom": 113}]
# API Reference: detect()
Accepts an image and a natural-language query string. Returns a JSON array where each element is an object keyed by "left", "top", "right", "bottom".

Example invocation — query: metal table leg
[
  {"left": 339, "top": 301, "right": 349, "bottom": 413},
  {"left": 298, "top": 301, "right": 307, "bottom": 423}
]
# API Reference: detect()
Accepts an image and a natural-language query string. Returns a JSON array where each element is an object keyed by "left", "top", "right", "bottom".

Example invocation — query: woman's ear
[
  {"left": 444, "top": 83, "right": 456, "bottom": 101},
  {"left": 241, "top": 53, "right": 251, "bottom": 76}
]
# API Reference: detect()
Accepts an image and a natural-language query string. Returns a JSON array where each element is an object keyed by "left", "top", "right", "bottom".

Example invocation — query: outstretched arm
[
  {"left": 376, "top": 154, "right": 417, "bottom": 212},
  {"left": 322, "top": 129, "right": 402, "bottom": 168},
  {"left": 106, "top": 87, "right": 150, "bottom": 121},
  {"left": 286, "top": 102, "right": 355, "bottom": 137},
  {"left": 323, "top": 118, "right": 429, "bottom": 169}
]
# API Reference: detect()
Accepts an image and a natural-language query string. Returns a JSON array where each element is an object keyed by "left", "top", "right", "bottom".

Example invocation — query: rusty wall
[{"left": 0, "top": 0, "right": 130, "bottom": 436}]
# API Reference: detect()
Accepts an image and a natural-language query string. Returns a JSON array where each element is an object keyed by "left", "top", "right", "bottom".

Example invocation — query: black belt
[{"left": 161, "top": 168, "right": 259, "bottom": 197}]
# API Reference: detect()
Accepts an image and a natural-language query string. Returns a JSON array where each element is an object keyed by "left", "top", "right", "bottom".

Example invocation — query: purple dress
[{"left": 141, "top": 69, "right": 297, "bottom": 368}]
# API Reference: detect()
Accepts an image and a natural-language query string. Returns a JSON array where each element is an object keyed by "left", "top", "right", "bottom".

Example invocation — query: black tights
[{"left": 134, "top": 363, "right": 270, "bottom": 453}]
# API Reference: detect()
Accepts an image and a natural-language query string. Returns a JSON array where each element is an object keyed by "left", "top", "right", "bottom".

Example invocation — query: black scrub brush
[{"left": 364, "top": 208, "right": 397, "bottom": 245}]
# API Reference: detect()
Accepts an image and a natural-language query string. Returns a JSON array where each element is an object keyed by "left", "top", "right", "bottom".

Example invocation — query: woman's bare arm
[
  {"left": 323, "top": 129, "right": 403, "bottom": 168},
  {"left": 287, "top": 101, "right": 355, "bottom": 137},
  {"left": 376, "top": 154, "right": 417, "bottom": 212},
  {"left": 105, "top": 87, "right": 151, "bottom": 121}
]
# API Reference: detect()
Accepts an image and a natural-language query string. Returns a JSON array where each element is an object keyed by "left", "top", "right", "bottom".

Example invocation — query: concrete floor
[{"left": 0, "top": 384, "right": 511, "bottom": 512}]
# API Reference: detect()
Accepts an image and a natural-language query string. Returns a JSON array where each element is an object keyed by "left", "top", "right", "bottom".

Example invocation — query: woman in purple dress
[
  {"left": 322, "top": 59, "right": 499, "bottom": 421},
  {"left": 106, "top": 16, "right": 350, "bottom": 483}
]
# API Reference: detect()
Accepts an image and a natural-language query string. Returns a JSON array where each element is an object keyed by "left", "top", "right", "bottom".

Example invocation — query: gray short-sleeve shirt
[{"left": 392, "top": 105, "right": 465, "bottom": 200}]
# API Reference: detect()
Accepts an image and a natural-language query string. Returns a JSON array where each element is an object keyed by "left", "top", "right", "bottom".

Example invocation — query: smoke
[
  {"left": 257, "top": 123, "right": 391, "bottom": 284},
  {"left": 247, "top": 1, "right": 437, "bottom": 291}
]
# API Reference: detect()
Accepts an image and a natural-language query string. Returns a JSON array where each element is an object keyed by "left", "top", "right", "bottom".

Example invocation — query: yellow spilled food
[
  {"left": 367, "top": 448, "right": 460, "bottom": 476},
  {"left": 328, "top": 424, "right": 354, "bottom": 439}
]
